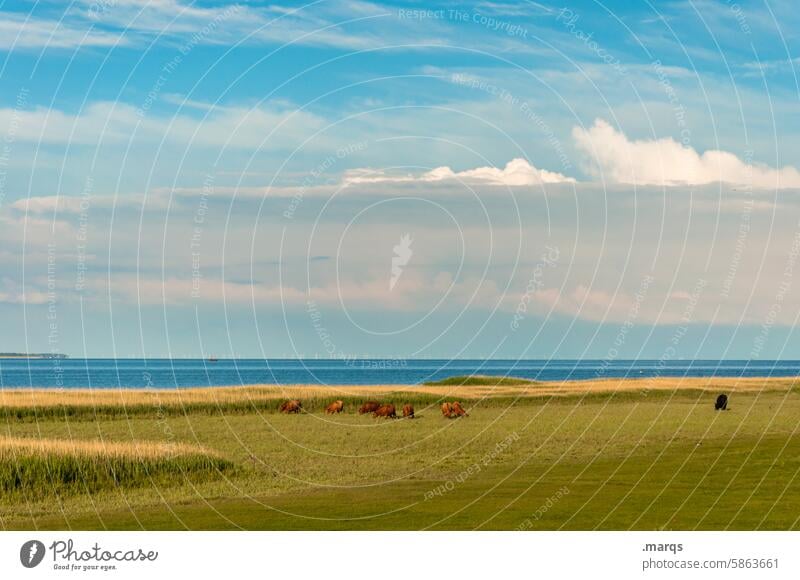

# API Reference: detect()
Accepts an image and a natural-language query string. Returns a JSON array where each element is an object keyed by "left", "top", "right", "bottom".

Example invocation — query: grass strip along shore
[{"left": 1, "top": 376, "right": 795, "bottom": 420}]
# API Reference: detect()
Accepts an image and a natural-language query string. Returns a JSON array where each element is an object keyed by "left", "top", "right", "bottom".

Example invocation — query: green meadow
[{"left": 1, "top": 380, "right": 799, "bottom": 530}]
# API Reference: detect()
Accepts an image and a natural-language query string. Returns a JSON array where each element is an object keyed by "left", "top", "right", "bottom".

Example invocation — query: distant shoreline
[{"left": 0, "top": 354, "right": 68, "bottom": 359}]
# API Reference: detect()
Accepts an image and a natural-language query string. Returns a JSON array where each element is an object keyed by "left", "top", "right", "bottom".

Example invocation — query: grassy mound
[
  {"left": 0, "top": 437, "right": 232, "bottom": 497},
  {"left": 423, "top": 374, "right": 537, "bottom": 386}
]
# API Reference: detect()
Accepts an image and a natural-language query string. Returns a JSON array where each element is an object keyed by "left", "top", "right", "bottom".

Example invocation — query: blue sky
[{"left": 2, "top": 0, "right": 800, "bottom": 359}]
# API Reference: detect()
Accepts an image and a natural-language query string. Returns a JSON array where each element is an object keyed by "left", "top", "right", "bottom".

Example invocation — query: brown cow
[
  {"left": 373, "top": 403, "right": 397, "bottom": 418},
  {"left": 450, "top": 401, "right": 468, "bottom": 417},
  {"left": 441, "top": 402, "right": 453, "bottom": 418},
  {"left": 359, "top": 401, "right": 381, "bottom": 414},
  {"left": 402, "top": 404, "right": 415, "bottom": 418},
  {"left": 279, "top": 399, "right": 302, "bottom": 414},
  {"left": 325, "top": 400, "right": 344, "bottom": 414}
]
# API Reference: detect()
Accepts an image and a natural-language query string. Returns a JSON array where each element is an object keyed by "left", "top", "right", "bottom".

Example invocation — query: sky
[{"left": 2, "top": 0, "right": 800, "bottom": 359}]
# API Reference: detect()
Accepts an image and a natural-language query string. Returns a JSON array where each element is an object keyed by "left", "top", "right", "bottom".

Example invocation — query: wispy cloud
[
  {"left": 0, "top": 0, "right": 419, "bottom": 52},
  {"left": 0, "top": 100, "right": 327, "bottom": 147},
  {"left": 0, "top": 13, "right": 126, "bottom": 49}
]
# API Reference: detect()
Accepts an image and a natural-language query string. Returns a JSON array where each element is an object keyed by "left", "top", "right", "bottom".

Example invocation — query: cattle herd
[
  {"left": 278, "top": 399, "right": 468, "bottom": 419},
  {"left": 278, "top": 393, "right": 731, "bottom": 416}
]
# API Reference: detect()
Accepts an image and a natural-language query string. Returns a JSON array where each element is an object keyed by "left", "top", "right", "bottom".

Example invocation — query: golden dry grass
[{"left": 0, "top": 436, "right": 217, "bottom": 459}]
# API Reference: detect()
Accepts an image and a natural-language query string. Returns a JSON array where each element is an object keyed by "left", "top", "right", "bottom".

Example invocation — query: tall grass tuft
[{"left": 0, "top": 437, "right": 232, "bottom": 497}]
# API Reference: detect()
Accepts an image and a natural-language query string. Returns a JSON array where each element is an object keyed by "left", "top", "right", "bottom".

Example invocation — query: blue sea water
[{"left": 0, "top": 358, "right": 799, "bottom": 388}]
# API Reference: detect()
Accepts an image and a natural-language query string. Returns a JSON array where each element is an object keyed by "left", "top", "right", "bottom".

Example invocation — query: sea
[{"left": 0, "top": 358, "right": 798, "bottom": 388}]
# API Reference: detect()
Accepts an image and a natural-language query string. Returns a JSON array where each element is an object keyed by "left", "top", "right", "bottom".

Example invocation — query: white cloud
[
  {"left": 343, "top": 157, "right": 576, "bottom": 187},
  {"left": 573, "top": 118, "right": 800, "bottom": 188}
]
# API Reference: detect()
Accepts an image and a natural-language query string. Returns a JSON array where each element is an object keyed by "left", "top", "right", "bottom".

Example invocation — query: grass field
[{"left": 1, "top": 376, "right": 799, "bottom": 530}]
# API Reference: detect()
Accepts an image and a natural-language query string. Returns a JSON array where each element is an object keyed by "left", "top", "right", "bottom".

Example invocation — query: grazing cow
[
  {"left": 359, "top": 401, "right": 381, "bottom": 415},
  {"left": 279, "top": 399, "right": 302, "bottom": 414},
  {"left": 441, "top": 401, "right": 467, "bottom": 418},
  {"left": 402, "top": 404, "right": 415, "bottom": 418},
  {"left": 715, "top": 394, "right": 728, "bottom": 411},
  {"left": 373, "top": 404, "right": 397, "bottom": 418},
  {"left": 325, "top": 400, "right": 344, "bottom": 414}
]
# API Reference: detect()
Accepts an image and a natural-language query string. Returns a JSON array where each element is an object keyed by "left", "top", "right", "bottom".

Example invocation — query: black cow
[{"left": 714, "top": 393, "right": 728, "bottom": 411}]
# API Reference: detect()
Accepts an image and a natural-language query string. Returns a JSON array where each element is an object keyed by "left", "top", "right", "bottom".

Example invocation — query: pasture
[{"left": 1, "top": 377, "right": 799, "bottom": 530}]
